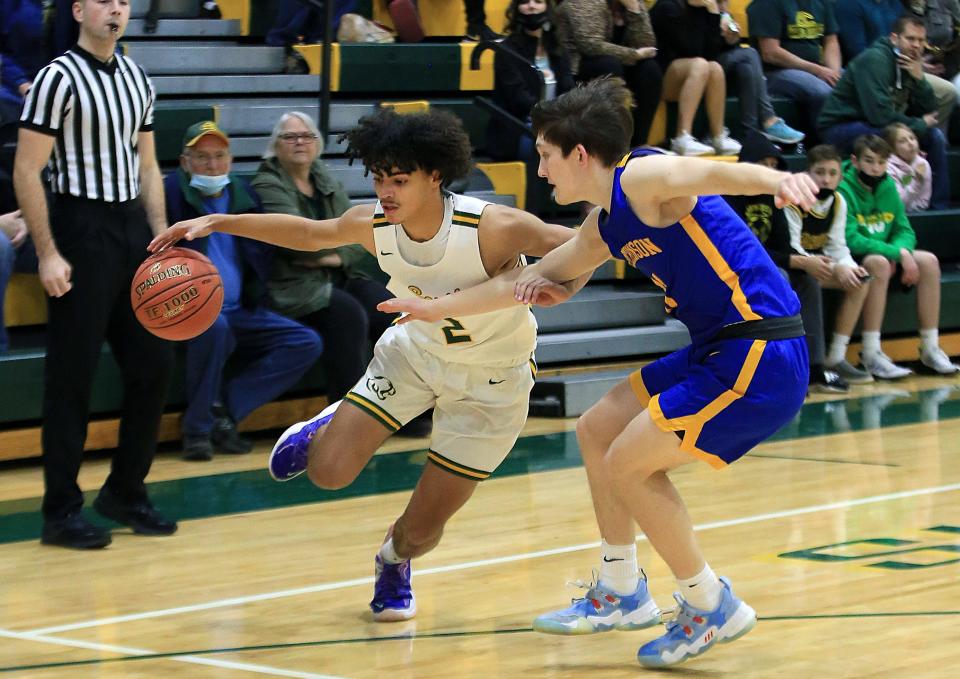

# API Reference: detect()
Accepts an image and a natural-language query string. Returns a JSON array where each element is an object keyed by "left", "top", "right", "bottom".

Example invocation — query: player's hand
[
  {"left": 377, "top": 297, "right": 443, "bottom": 325},
  {"left": 900, "top": 250, "right": 920, "bottom": 286},
  {"left": 514, "top": 272, "right": 570, "bottom": 306},
  {"left": 38, "top": 251, "right": 72, "bottom": 297},
  {"left": 774, "top": 172, "right": 819, "bottom": 210},
  {"left": 148, "top": 216, "right": 213, "bottom": 252}
]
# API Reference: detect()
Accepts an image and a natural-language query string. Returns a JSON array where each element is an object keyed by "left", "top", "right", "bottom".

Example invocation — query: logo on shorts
[{"left": 367, "top": 375, "right": 396, "bottom": 401}]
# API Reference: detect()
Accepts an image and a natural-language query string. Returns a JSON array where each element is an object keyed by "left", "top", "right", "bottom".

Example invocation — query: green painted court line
[
  {"left": 4, "top": 611, "right": 959, "bottom": 673},
  {"left": 0, "top": 388, "right": 957, "bottom": 545}
]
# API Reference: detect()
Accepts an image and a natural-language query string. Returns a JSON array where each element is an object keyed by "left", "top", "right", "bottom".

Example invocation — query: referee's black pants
[{"left": 41, "top": 196, "right": 173, "bottom": 521}]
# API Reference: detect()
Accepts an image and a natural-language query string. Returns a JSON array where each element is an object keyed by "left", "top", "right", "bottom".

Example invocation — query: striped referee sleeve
[{"left": 19, "top": 64, "right": 73, "bottom": 135}]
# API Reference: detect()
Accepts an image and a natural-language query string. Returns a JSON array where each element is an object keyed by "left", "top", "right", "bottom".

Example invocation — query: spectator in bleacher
[
  {"left": 16, "top": 0, "right": 174, "bottom": 549},
  {"left": 0, "top": 0, "right": 55, "bottom": 115},
  {"left": 838, "top": 133, "right": 959, "bottom": 377},
  {"left": 167, "top": 121, "right": 323, "bottom": 461},
  {"left": 266, "top": 0, "right": 356, "bottom": 72},
  {"left": 747, "top": 0, "right": 842, "bottom": 142},
  {"left": 252, "top": 112, "right": 394, "bottom": 405},
  {"left": 0, "top": 208, "right": 37, "bottom": 353},
  {"left": 144, "top": 1, "right": 222, "bottom": 34},
  {"left": 786, "top": 143, "right": 876, "bottom": 386},
  {"left": 834, "top": 0, "right": 905, "bottom": 62},
  {"left": 714, "top": 1, "right": 804, "bottom": 144},
  {"left": 648, "top": 0, "right": 742, "bottom": 155},
  {"left": 836, "top": 0, "right": 957, "bottom": 128},
  {"left": 885, "top": 121, "right": 933, "bottom": 211},
  {"left": 725, "top": 131, "right": 848, "bottom": 392},
  {"left": 465, "top": 0, "right": 503, "bottom": 41},
  {"left": 488, "top": 0, "right": 573, "bottom": 160},
  {"left": 819, "top": 15, "right": 950, "bottom": 209},
  {"left": 556, "top": 0, "right": 663, "bottom": 146}
]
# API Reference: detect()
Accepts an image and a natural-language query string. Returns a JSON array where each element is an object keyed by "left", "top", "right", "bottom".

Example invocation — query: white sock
[
  {"left": 920, "top": 328, "right": 939, "bottom": 354},
  {"left": 379, "top": 537, "right": 404, "bottom": 565},
  {"left": 598, "top": 540, "right": 639, "bottom": 595},
  {"left": 827, "top": 333, "right": 851, "bottom": 366},
  {"left": 861, "top": 331, "right": 882, "bottom": 359},
  {"left": 677, "top": 564, "right": 723, "bottom": 611}
]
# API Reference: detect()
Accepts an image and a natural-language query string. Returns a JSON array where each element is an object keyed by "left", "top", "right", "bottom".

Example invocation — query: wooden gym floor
[{"left": 0, "top": 375, "right": 958, "bottom": 677}]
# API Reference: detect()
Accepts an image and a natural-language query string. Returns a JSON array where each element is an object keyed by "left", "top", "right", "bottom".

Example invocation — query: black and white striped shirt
[{"left": 20, "top": 45, "right": 155, "bottom": 203}]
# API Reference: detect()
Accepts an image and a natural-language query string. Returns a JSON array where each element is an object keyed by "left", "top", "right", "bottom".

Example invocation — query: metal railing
[
  {"left": 469, "top": 39, "right": 544, "bottom": 140},
  {"left": 293, "top": 0, "right": 334, "bottom": 137}
]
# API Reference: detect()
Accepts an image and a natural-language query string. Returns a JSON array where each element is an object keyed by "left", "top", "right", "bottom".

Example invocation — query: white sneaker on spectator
[
  {"left": 826, "top": 359, "right": 874, "bottom": 384},
  {"left": 919, "top": 345, "right": 960, "bottom": 375},
  {"left": 671, "top": 133, "right": 713, "bottom": 156},
  {"left": 861, "top": 351, "right": 912, "bottom": 380},
  {"left": 711, "top": 129, "right": 742, "bottom": 155}
]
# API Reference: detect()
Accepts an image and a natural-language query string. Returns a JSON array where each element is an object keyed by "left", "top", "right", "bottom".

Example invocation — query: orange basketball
[{"left": 131, "top": 247, "right": 223, "bottom": 341}]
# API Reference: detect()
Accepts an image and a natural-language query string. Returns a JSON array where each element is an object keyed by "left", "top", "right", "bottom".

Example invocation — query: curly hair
[{"left": 340, "top": 108, "right": 473, "bottom": 186}]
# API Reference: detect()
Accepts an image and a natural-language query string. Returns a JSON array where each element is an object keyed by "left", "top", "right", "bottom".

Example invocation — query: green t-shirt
[{"left": 747, "top": 0, "right": 837, "bottom": 66}]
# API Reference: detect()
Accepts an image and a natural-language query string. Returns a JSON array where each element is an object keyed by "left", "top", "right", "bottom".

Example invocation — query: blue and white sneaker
[
  {"left": 761, "top": 118, "right": 805, "bottom": 145},
  {"left": 637, "top": 577, "right": 756, "bottom": 668},
  {"left": 533, "top": 574, "right": 661, "bottom": 635},
  {"left": 268, "top": 399, "right": 340, "bottom": 481},
  {"left": 370, "top": 554, "right": 417, "bottom": 621}
]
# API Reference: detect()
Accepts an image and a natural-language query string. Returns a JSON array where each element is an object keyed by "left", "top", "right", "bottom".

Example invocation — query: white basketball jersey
[{"left": 373, "top": 192, "right": 537, "bottom": 366}]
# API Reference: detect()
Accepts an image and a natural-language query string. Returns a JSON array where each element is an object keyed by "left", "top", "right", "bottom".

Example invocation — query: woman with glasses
[{"left": 252, "top": 112, "right": 395, "bottom": 405}]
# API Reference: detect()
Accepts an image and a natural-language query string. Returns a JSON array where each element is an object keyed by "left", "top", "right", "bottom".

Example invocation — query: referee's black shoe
[
  {"left": 41, "top": 512, "right": 112, "bottom": 549},
  {"left": 94, "top": 488, "right": 178, "bottom": 536}
]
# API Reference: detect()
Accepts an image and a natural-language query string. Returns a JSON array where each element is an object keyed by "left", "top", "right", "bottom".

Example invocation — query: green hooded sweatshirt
[
  {"left": 837, "top": 159, "right": 916, "bottom": 262},
  {"left": 818, "top": 37, "right": 938, "bottom": 137}
]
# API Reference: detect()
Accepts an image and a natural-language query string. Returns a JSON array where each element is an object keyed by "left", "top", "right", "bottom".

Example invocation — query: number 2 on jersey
[{"left": 441, "top": 317, "right": 473, "bottom": 344}]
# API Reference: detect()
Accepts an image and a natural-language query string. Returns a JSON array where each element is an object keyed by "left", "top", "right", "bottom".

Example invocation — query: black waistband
[
  {"left": 711, "top": 315, "right": 805, "bottom": 342},
  {"left": 52, "top": 194, "right": 143, "bottom": 211}
]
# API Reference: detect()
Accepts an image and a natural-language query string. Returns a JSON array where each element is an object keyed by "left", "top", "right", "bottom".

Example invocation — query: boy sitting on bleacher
[
  {"left": 838, "top": 134, "right": 959, "bottom": 377},
  {"left": 726, "top": 131, "right": 848, "bottom": 392},
  {"left": 785, "top": 144, "right": 875, "bottom": 386}
]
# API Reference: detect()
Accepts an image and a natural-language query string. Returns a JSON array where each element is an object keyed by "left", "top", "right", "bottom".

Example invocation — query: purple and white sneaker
[
  {"left": 370, "top": 554, "right": 416, "bottom": 621},
  {"left": 268, "top": 400, "right": 340, "bottom": 481}
]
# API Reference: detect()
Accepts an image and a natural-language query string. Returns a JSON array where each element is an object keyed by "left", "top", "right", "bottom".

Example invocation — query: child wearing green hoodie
[{"left": 837, "top": 134, "right": 959, "bottom": 378}]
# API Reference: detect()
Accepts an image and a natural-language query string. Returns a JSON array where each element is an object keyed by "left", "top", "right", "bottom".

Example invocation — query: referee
[{"left": 14, "top": 0, "right": 175, "bottom": 549}]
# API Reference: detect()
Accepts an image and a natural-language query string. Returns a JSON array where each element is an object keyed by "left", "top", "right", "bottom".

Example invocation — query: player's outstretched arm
[
  {"left": 148, "top": 204, "right": 375, "bottom": 253},
  {"left": 622, "top": 155, "right": 819, "bottom": 210}
]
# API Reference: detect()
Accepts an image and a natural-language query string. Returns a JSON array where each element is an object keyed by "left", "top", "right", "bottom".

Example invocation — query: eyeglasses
[{"left": 278, "top": 133, "right": 319, "bottom": 143}]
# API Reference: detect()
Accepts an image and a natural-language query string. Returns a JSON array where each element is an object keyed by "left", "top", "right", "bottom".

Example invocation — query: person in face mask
[
  {"left": 837, "top": 133, "right": 959, "bottom": 378},
  {"left": 164, "top": 121, "right": 323, "bottom": 461},
  {"left": 486, "top": 0, "right": 574, "bottom": 211},
  {"left": 784, "top": 144, "right": 874, "bottom": 388}
]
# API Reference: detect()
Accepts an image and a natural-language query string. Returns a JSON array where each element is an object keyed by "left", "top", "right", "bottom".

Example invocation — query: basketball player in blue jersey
[
  {"left": 380, "top": 77, "right": 819, "bottom": 668},
  {"left": 149, "top": 108, "right": 588, "bottom": 623}
]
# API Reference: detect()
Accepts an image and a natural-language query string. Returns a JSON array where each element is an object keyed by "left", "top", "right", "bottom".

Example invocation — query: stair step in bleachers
[
  {"left": 537, "top": 320, "right": 691, "bottom": 365},
  {"left": 130, "top": 0, "right": 197, "bottom": 18},
  {"left": 127, "top": 44, "right": 286, "bottom": 74},
  {"left": 533, "top": 285, "right": 665, "bottom": 333},
  {"left": 530, "top": 369, "right": 634, "bottom": 417},
  {"left": 152, "top": 74, "right": 321, "bottom": 96},
  {"left": 124, "top": 18, "right": 243, "bottom": 38}
]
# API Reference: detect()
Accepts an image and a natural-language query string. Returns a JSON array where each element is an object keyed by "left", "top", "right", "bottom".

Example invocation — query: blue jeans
[
  {"left": 265, "top": 0, "right": 356, "bottom": 45},
  {"left": 0, "top": 234, "right": 37, "bottom": 353},
  {"left": 182, "top": 306, "right": 323, "bottom": 436},
  {"left": 717, "top": 47, "right": 776, "bottom": 136},
  {"left": 821, "top": 121, "right": 950, "bottom": 210},
  {"left": 766, "top": 68, "right": 832, "bottom": 139}
]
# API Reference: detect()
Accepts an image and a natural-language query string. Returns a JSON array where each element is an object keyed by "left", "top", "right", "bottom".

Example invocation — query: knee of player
[
  {"left": 863, "top": 256, "right": 890, "bottom": 279},
  {"left": 306, "top": 458, "right": 354, "bottom": 490}
]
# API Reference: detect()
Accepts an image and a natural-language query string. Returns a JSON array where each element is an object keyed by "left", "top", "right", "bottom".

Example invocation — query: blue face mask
[{"left": 190, "top": 173, "right": 231, "bottom": 196}]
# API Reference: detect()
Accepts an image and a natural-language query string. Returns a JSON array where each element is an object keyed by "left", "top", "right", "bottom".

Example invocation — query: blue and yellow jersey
[{"left": 599, "top": 148, "right": 800, "bottom": 345}]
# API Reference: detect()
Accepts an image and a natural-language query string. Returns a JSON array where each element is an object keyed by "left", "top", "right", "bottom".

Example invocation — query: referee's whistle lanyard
[{"left": 190, "top": 173, "right": 231, "bottom": 196}]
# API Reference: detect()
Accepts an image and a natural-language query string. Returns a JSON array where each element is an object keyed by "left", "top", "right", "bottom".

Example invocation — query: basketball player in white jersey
[{"left": 150, "top": 108, "right": 586, "bottom": 621}]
